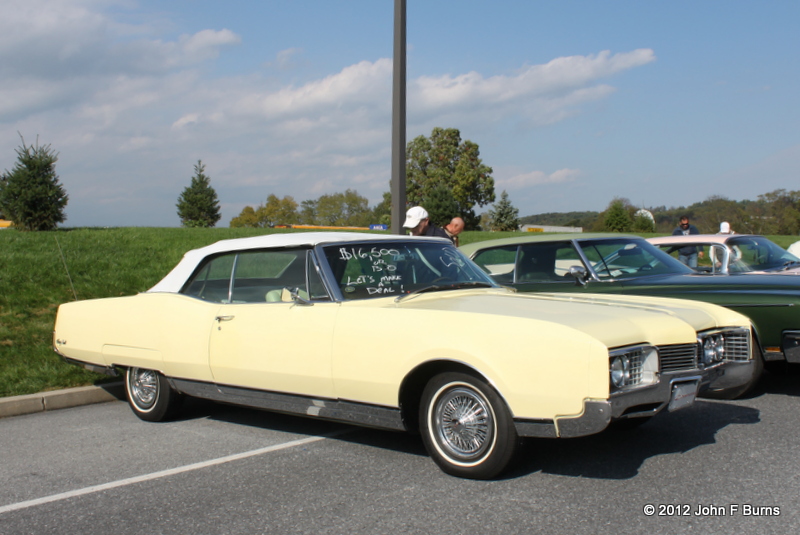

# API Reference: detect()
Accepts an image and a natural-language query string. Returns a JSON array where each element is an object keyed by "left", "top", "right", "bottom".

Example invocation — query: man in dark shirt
[
  {"left": 672, "top": 216, "right": 703, "bottom": 267},
  {"left": 403, "top": 206, "right": 450, "bottom": 240},
  {"left": 444, "top": 217, "right": 465, "bottom": 246}
]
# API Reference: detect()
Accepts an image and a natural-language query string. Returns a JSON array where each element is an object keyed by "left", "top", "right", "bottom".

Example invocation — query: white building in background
[{"left": 519, "top": 224, "right": 583, "bottom": 233}]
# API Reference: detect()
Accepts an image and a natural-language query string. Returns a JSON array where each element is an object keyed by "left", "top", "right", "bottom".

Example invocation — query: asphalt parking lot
[{"left": 1, "top": 372, "right": 798, "bottom": 535}]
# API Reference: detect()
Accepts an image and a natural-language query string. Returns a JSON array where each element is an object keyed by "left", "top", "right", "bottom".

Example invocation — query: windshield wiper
[{"left": 395, "top": 281, "right": 494, "bottom": 302}]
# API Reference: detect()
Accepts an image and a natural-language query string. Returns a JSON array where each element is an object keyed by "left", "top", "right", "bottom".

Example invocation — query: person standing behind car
[
  {"left": 672, "top": 216, "right": 704, "bottom": 267},
  {"left": 444, "top": 217, "right": 465, "bottom": 246},
  {"left": 403, "top": 206, "right": 450, "bottom": 239}
]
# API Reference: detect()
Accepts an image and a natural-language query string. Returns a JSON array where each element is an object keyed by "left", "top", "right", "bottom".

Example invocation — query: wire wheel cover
[
  {"left": 129, "top": 368, "right": 158, "bottom": 409},
  {"left": 433, "top": 385, "right": 496, "bottom": 462}
]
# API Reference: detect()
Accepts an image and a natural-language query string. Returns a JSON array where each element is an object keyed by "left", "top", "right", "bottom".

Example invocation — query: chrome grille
[
  {"left": 658, "top": 343, "right": 698, "bottom": 373},
  {"left": 721, "top": 330, "right": 751, "bottom": 362},
  {"left": 619, "top": 347, "right": 644, "bottom": 386}
]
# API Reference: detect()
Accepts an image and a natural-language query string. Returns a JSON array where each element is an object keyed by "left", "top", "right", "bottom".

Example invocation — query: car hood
[
  {"left": 394, "top": 288, "right": 748, "bottom": 349},
  {"left": 608, "top": 271, "right": 800, "bottom": 295}
]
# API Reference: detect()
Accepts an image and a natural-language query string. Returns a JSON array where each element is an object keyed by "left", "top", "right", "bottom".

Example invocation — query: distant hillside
[{"left": 520, "top": 211, "right": 599, "bottom": 229}]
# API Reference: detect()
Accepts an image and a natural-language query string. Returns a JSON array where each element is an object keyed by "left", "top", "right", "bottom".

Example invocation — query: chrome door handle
[{"left": 215, "top": 315, "right": 235, "bottom": 322}]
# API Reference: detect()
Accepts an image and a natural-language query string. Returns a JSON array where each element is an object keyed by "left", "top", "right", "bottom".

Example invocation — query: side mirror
[
  {"left": 567, "top": 265, "right": 588, "bottom": 287},
  {"left": 282, "top": 287, "right": 312, "bottom": 306}
]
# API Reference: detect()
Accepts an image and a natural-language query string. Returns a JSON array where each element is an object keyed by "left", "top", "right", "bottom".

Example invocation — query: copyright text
[{"left": 643, "top": 504, "right": 780, "bottom": 517}]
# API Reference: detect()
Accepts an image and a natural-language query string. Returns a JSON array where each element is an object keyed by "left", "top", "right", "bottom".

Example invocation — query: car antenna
[{"left": 54, "top": 235, "right": 78, "bottom": 301}]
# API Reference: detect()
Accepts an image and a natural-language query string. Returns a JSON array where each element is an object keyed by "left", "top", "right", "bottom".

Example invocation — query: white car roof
[
  {"left": 148, "top": 231, "right": 448, "bottom": 293},
  {"left": 648, "top": 234, "right": 742, "bottom": 246}
]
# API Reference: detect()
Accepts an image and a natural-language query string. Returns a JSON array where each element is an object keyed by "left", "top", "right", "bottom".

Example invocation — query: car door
[{"left": 204, "top": 248, "right": 338, "bottom": 398}]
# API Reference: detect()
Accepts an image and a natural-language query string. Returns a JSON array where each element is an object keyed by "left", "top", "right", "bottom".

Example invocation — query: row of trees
[
  {"left": 552, "top": 193, "right": 800, "bottom": 236},
  {"left": 229, "top": 189, "right": 376, "bottom": 229},
  {"left": 19, "top": 124, "right": 800, "bottom": 236}
]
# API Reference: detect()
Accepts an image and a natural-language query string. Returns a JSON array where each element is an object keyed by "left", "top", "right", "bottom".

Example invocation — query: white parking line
[{"left": 0, "top": 433, "right": 341, "bottom": 515}]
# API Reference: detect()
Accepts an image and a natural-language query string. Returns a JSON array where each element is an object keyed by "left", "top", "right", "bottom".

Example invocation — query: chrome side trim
[
  {"left": 169, "top": 378, "right": 406, "bottom": 431},
  {"left": 62, "top": 357, "right": 119, "bottom": 377}
]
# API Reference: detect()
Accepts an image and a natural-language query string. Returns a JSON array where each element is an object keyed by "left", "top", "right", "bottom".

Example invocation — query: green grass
[
  {"left": 0, "top": 227, "right": 278, "bottom": 397},
  {"left": 1, "top": 227, "right": 797, "bottom": 397}
]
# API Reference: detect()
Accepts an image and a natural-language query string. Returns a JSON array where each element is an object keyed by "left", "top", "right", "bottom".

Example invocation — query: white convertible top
[
  {"left": 648, "top": 234, "right": 744, "bottom": 246},
  {"left": 148, "top": 231, "right": 448, "bottom": 293}
]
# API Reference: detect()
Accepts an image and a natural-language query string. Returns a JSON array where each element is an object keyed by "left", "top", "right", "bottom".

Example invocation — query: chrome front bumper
[{"left": 514, "top": 370, "right": 705, "bottom": 439}]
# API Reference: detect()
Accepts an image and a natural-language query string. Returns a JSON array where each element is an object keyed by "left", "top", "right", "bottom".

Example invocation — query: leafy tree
[
  {"left": 299, "top": 189, "right": 373, "bottom": 227},
  {"left": 176, "top": 160, "right": 221, "bottom": 228},
  {"left": 751, "top": 189, "right": 800, "bottom": 235},
  {"left": 696, "top": 195, "right": 745, "bottom": 232},
  {"left": 487, "top": 190, "right": 520, "bottom": 231},
  {"left": 230, "top": 194, "right": 299, "bottom": 228},
  {"left": 603, "top": 198, "right": 633, "bottom": 232},
  {"left": 406, "top": 127, "right": 495, "bottom": 229},
  {"left": 372, "top": 191, "right": 392, "bottom": 227},
  {"left": 0, "top": 136, "right": 68, "bottom": 231},
  {"left": 230, "top": 205, "right": 261, "bottom": 228}
]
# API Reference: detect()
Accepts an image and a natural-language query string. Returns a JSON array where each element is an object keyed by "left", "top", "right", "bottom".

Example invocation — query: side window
[
  {"left": 182, "top": 254, "right": 235, "bottom": 302},
  {"left": 232, "top": 250, "right": 305, "bottom": 303},
  {"left": 517, "top": 242, "right": 578, "bottom": 282},
  {"left": 471, "top": 246, "right": 518, "bottom": 283},
  {"left": 182, "top": 249, "right": 315, "bottom": 303}
]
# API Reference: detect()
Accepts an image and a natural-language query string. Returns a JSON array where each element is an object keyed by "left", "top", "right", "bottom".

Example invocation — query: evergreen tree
[
  {"left": 603, "top": 198, "right": 633, "bottom": 232},
  {"left": 176, "top": 160, "right": 221, "bottom": 228},
  {"left": 487, "top": 190, "right": 520, "bottom": 231},
  {"left": 0, "top": 136, "right": 68, "bottom": 231},
  {"left": 425, "top": 185, "right": 461, "bottom": 227},
  {"left": 632, "top": 211, "right": 656, "bottom": 233}
]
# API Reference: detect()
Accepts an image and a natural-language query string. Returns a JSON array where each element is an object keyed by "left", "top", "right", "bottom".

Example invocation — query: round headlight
[
  {"left": 610, "top": 355, "right": 630, "bottom": 388},
  {"left": 714, "top": 335, "right": 725, "bottom": 362},
  {"left": 702, "top": 338, "right": 715, "bottom": 365},
  {"left": 702, "top": 335, "right": 726, "bottom": 364}
]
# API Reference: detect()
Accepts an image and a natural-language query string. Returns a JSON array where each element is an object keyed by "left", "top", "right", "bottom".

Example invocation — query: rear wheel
[
  {"left": 420, "top": 372, "right": 518, "bottom": 479},
  {"left": 125, "top": 367, "right": 182, "bottom": 422}
]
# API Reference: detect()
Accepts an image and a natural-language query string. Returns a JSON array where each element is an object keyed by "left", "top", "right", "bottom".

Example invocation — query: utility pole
[{"left": 390, "top": 0, "right": 407, "bottom": 234}]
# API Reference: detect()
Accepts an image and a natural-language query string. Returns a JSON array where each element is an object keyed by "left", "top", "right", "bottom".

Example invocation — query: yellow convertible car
[{"left": 54, "top": 233, "right": 754, "bottom": 479}]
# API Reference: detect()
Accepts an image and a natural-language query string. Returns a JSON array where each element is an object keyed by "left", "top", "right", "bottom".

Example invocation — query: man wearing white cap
[{"left": 403, "top": 206, "right": 450, "bottom": 240}]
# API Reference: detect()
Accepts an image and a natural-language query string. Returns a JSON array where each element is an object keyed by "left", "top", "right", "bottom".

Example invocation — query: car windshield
[
  {"left": 726, "top": 236, "right": 800, "bottom": 272},
  {"left": 322, "top": 241, "right": 496, "bottom": 299},
  {"left": 577, "top": 238, "right": 694, "bottom": 280}
]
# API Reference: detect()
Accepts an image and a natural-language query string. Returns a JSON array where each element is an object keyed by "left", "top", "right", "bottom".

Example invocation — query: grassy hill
[{"left": 0, "top": 227, "right": 524, "bottom": 397}]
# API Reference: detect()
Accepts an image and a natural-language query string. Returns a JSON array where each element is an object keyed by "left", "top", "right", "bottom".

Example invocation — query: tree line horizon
[{"left": 3, "top": 128, "right": 799, "bottom": 235}]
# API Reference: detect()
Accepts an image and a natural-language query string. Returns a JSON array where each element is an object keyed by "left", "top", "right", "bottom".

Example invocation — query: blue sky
[{"left": 2, "top": 0, "right": 798, "bottom": 227}]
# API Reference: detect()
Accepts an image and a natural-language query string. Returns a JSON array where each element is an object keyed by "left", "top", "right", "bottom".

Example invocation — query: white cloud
[
  {"left": 411, "top": 49, "right": 655, "bottom": 126},
  {"left": 500, "top": 169, "right": 582, "bottom": 189},
  {"left": 0, "top": 1, "right": 655, "bottom": 226},
  {"left": 268, "top": 48, "right": 304, "bottom": 70}
]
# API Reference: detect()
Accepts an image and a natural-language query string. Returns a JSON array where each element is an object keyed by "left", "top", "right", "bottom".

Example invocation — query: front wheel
[
  {"left": 420, "top": 372, "right": 518, "bottom": 479},
  {"left": 125, "top": 367, "right": 182, "bottom": 422}
]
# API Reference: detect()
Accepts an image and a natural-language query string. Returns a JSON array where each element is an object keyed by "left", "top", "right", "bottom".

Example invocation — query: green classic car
[{"left": 461, "top": 233, "right": 800, "bottom": 395}]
